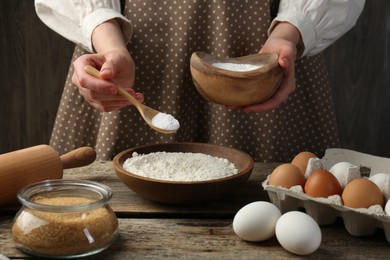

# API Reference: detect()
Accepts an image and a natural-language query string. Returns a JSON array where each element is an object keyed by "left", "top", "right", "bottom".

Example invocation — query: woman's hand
[
  {"left": 71, "top": 19, "right": 144, "bottom": 112},
  {"left": 71, "top": 49, "right": 144, "bottom": 112},
  {"left": 228, "top": 22, "right": 302, "bottom": 113}
]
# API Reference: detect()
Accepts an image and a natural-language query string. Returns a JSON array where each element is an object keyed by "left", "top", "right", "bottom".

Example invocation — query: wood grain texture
[
  {"left": 2, "top": 217, "right": 390, "bottom": 259},
  {"left": 1, "top": 162, "right": 390, "bottom": 259},
  {"left": 1, "top": 1, "right": 389, "bottom": 159},
  {"left": 324, "top": 0, "right": 390, "bottom": 157},
  {"left": 0, "top": 0, "right": 74, "bottom": 153},
  {"left": 1, "top": 161, "right": 275, "bottom": 216}
]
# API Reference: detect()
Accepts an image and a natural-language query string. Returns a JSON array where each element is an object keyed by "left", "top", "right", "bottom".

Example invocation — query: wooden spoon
[{"left": 84, "top": 65, "right": 178, "bottom": 134}]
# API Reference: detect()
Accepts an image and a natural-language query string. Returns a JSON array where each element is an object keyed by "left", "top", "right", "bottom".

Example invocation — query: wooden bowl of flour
[
  {"left": 190, "top": 51, "right": 283, "bottom": 106},
  {"left": 113, "top": 142, "right": 254, "bottom": 205}
]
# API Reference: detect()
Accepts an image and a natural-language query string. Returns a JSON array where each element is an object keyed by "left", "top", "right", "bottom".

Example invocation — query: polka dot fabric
[{"left": 50, "top": 0, "right": 340, "bottom": 162}]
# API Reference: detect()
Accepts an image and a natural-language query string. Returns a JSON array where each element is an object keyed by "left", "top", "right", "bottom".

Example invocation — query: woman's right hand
[{"left": 71, "top": 49, "right": 144, "bottom": 112}]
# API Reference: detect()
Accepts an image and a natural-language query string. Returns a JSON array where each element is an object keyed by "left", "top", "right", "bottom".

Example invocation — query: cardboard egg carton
[{"left": 262, "top": 148, "right": 390, "bottom": 242}]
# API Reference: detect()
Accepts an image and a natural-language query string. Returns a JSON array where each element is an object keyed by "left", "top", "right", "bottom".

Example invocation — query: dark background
[{"left": 1, "top": 1, "right": 389, "bottom": 158}]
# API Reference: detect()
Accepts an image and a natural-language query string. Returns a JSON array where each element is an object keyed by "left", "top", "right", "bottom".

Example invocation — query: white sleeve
[
  {"left": 34, "top": 0, "right": 133, "bottom": 53},
  {"left": 269, "top": 0, "right": 365, "bottom": 57}
]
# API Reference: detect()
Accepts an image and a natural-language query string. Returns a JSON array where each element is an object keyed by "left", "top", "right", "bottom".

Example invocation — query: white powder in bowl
[
  {"left": 212, "top": 62, "right": 262, "bottom": 72},
  {"left": 151, "top": 112, "right": 180, "bottom": 131},
  {"left": 122, "top": 152, "right": 238, "bottom": 181}
]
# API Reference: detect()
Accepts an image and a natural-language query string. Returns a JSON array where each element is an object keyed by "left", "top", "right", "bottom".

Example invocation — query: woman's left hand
[{"left": 227, "top": 22, "right": 301, "bottom": 113}]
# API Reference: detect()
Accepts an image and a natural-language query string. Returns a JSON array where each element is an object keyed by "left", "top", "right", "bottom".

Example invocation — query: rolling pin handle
[{"left": 60, "top": 147, "right": 97, "bottom": 169}]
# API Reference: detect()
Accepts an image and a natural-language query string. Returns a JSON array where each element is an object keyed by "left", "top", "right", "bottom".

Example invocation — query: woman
[{"left": 35, "top": 0, "right": 365, "bottom": 161}]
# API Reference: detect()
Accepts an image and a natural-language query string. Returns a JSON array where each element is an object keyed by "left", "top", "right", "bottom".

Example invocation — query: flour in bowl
[
  {"left": 212, "top": 62, "right": 263, "bottom": 72},
  {"left": 122, "top": 152, "right": 238, "bottom": 181}
]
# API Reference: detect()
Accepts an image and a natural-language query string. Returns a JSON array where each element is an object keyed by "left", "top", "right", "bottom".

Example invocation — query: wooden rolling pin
[{"left": 0, "top": 145, "right": 96, "bottom": 206}]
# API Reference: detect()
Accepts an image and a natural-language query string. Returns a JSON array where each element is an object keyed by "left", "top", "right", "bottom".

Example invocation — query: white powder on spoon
[
  {"left": 122, "top": 152, "right": 238, "bottom": 181},
  {"left": 212, "top": 62, "right": 262, "bottom": 72},
  {"left": 152, "top": 112, "right": 180, "bottom": 131}
]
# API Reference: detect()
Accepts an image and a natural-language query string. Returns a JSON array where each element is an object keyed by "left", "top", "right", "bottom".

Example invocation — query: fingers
[
  {"left": 71, "top": 66, "right": 142, "bottom": 112},
  {"left": 69, "top": 50, "right": 144, "bottom": 112},
  {"left": 74, "top": 82, "right": 127, "bottom": 112},
  {"left": 88, "top": 100, "right": 131, "bottom": 112},
  {"left": 72, "top": 65, "right": 117, "bottom": 95},
  {"left": 99, "top": 59, "right": 115, "bottom": 80},
  {"left": 76, "top": 85, "right": 145, "bottom": 112},
  {"left": 242, "top": 69, "right": 296, "bottom": 113},
  {"left": 73, "top": 75, "right": 145, "bottom": 112},
  {"left": 240, "top": 39, "right": 297, "bottom": 113},
  {"left": 236, "top": 56, "right": 296, "bottom": 113},
  {"left": 134, "top": 92, "right": 145, "bottom": 103}
]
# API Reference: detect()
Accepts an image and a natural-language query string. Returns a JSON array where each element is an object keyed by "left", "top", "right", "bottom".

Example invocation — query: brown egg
[
  {"left": 291, "top": 151, "right": 317, "bottom": 175},
  {"left": 268, "top": 163, "right": 306, "bottom": 188},
  {"left": 342, "top": 178, "right": 384, "bottom": 208},
  {"left": 304, "top": 169, "right": 342, "bottom": 198}
]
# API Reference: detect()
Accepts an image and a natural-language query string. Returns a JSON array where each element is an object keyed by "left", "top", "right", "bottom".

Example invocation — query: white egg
[
  {"left": 385, "top": 199, "right": 390, "bottom": 215},
  {"left": 329, "top": 162, "right": 360, "bottom": 188},
  {"left": 275, "top": 211, "right": 321, "bottom": 255},
  {"left": 233, "top": 201, "right": 281, "bottom": 242},
  {"left": 369, "top": 173, "right": 390, "bottom": 201}
]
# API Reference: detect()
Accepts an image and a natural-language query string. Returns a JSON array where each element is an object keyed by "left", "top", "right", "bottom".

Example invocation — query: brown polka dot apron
[{"left": 50, "top": 0, "right": 340, "bottom": 162}]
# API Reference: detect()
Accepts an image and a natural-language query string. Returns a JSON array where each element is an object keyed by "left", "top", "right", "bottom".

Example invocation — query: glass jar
[{"left": 12, "top": 180, "right": 118, "bottom": 259}]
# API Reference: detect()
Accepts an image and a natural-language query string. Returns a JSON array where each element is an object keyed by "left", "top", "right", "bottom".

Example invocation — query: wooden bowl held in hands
[
  {"left": 112, "top": 142, "right": 254, "bottom": 205},
  {"left": 190, "top": 51, "right": 283, "bottom": 106}
]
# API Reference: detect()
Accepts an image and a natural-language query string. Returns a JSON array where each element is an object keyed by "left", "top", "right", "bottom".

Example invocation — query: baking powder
[
  {"left": 152, "top": 112, "right": 180, "bottom": 131},
  {"left": 212, "top": 62, "right": 262, "bottom": 72},
  {"left": 123, "top": 152, "right": 238, "bottom": 181}
]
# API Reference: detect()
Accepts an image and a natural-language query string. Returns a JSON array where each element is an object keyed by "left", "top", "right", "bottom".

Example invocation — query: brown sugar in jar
[{"left": 12, "top": 180, "right": 118, "bottom": 258}]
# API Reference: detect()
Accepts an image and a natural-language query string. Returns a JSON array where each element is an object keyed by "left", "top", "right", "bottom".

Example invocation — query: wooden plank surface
[
  {"left": 2, "top": 162, "right": 390, "bottom": 259},
  {"left": 1, "top": 161, "right": 277, "bottom": 217},
  {"left": 1, "top": 217, "right": 390, "bottom": 259}
]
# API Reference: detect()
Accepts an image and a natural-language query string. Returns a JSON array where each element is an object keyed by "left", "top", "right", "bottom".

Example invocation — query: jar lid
[{"left": 17, "top": 180, "right": 113, "bottom": 212}]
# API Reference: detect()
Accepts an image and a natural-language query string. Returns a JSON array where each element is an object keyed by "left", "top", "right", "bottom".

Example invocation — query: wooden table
[{"left": 1, "top": 161, "right": 390, "bottom": 259}]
